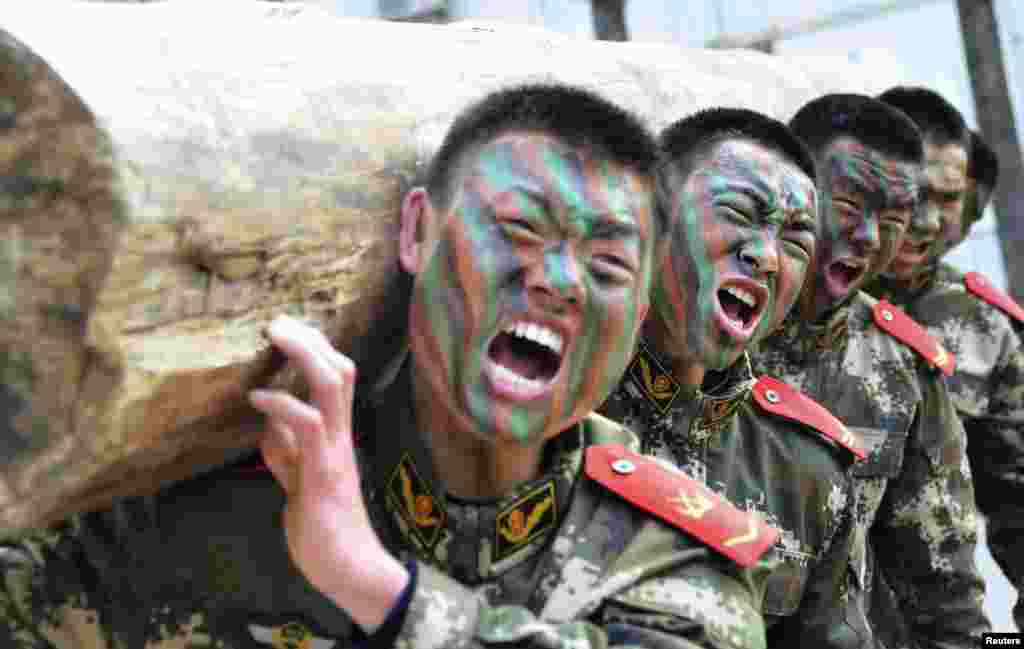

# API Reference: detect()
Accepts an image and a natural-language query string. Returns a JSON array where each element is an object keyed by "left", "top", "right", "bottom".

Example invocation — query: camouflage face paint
[
  {"left": 652, "top": 139, "right": 817, "bottom": 373},
  {"left": 886, "top": 140, "right": 966, "bottom": 283},
  {"left": 813, "top": 137, "right": 920, "bottom": 313},
  {"left": 408, "top": 132, "right": 656, "bottom": 446}
]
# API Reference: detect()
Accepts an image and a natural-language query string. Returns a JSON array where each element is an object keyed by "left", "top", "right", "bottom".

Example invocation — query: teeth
[
  {"left": 492, "top": 362, "right": 546, "bottom": 394},
  {"left": 506, "top": 321, "right": 564, "bottom": 356},
  {"left": 723, "top": 286, "right": 757, "bottom": 309}
]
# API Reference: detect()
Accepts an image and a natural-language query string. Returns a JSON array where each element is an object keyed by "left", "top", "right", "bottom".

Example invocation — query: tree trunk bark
[{"left": 0, "top": 1, "right": 892, "bottom": 536}]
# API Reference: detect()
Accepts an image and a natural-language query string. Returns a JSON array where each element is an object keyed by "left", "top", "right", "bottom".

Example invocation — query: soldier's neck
[
  {"left": 873, "top": 269, "right": 935, "bottom": 299},
  {"left": 410, "top": 365, "right": 545, "bottom": 500},
  {"left": 797, "top": 280, "right": 857, "bottom": 326},
  {"left": 641, "top": 318, "right": 706, "bottom": 389}
]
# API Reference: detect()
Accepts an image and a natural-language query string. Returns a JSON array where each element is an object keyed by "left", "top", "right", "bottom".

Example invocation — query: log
[{"left": 0, "top": 1, "right": 889, "bottom": 536}]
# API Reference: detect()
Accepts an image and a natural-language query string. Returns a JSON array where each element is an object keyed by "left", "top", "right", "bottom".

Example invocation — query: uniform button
[
  {"left": 611, "top": 459, "right": 636, "bottom": 475},
  {"left": 765, "top": 389, "right": 780, "bottom": 404},
  {"left": 881, "top": 309, "right": 894, "bottom": 321}
]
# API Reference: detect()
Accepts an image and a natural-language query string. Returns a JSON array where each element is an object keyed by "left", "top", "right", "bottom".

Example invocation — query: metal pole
[{"left": 957, "top": 0, "right": 1024, "bottom": 301}]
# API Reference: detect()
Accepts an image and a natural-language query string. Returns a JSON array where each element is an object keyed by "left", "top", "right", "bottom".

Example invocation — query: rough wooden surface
[{"left": 0, "top": 1, "right": 895, "bottom": 536}]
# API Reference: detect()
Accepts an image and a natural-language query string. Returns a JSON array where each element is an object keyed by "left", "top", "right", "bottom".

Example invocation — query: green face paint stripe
[
  {"left": 541, "top": 144, "right": 585, "bottom": 221},
  {"left": 686, "top": 174, "right": 716, "bottom": 336}
]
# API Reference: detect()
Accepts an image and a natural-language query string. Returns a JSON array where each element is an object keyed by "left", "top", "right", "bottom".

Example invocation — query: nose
[
  {"left": 911, "top": 202, "right": 941, "bottom": 238},
  {"left": 738, "top": 237, "right": 779, "bottom": 277},
  {"left": 526, "top": 242, "right": 585, "bottom": 309},
  {"left": 850, "top": 213, "right": 881, "bottom": 253}
]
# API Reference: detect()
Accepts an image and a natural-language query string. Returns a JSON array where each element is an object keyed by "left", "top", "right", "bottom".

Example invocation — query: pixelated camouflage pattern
[
  {"left": 752, "top": 290, "right": 989, "bottom": 649},
  {"left": 600, "top": 343, "right": 863, "bottom": 649},
  {"left": 870, "top": 263, "right": 1024, "bottom": 633},
  {"left": 0, "top": 360, "right": 772, "bottom": 649}
]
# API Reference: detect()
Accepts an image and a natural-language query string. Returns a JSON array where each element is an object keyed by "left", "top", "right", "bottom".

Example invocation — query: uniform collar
[
  {"left": 618, "top": 337, "right": 755, "bottom": 454},
  {"left": 359, "top": 354, "right": 582, "bottom": 585},
  {"left": 866, "top": 266, "right": 952, "bottom": 308},
  {"left": 772, "top": 299, "right": 853, "bottom": 360},
  {"left": 864, "top": 270, "right": 937, "bottom": 305}
]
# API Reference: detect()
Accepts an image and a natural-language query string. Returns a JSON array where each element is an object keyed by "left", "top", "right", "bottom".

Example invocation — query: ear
[{"left": 399, "top": 187, "right": 433, "bottom": 275}]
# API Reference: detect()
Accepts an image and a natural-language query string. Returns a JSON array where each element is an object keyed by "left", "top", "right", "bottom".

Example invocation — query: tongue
[
  {"left": 491, "top": 334, "right": 545, "bottom": 380},
  {"left": 834, "top": 263, "right": 857, "bottom": 285},
  {"left": 720, "top": 292, "right": 745, "bottom": 323}
]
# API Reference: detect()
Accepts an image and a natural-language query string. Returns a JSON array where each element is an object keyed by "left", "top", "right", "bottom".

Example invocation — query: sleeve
[
  {"left": 0, "top": 497, "right": 190, "bottom": 649},
  {"left": 961, "top": 333, "right": 1024, "bottom": 626},
  {"left": 766, "top": 474, "right": 867, "bottom": 649},
  {"left": 391, "top": 557, "right": 767, "bottom": 649},
  {"left": 871, "top": 370, "right": 991, "bottom": 649},
  {"left": 0, "top": 518, "right": 111, "bottom": 649}
]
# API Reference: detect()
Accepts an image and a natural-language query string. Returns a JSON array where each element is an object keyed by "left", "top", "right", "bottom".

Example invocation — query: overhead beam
[{"left": 706, "top": 0, "right": 941, "bottom": 50}]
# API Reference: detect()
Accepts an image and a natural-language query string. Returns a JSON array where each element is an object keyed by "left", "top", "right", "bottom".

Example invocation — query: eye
[
  {"left": 718, "top": 203, "right": 753, "bottom": 224},
  {"left": 590, "top": 254, "right": 636, "bottom": 286},
  {"left": 880, "top": 207, "right": 911, "bottom": 227},
  {"left": 499, "top": 217, "right": 542, "bottom": 243},
  {"left": 779, "top": 216, "right": 815, "bottom": 254},
  {"left": 784, "top": 230, "right": 815, "bottom": 254},
  {"left": 833, "top": 198, "right": 860, "bottom": 214}
]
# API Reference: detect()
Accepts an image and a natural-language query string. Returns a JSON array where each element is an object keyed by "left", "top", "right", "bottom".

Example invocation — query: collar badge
[{"left": 387, "top": 453, "right": 445, "bottom": 552}]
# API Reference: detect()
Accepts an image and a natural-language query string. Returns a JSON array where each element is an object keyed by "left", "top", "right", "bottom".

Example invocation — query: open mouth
[
  {"left": 716, "top": 284, "right": 764, "bottom": 336},
  {"left": 485, "top": 321, "right": 565, "bottom": 400},
  {"left": 825, "top": 258, "right": 865, "bottom": 296},
  {"left": 900, "top": 240, "right": 931, "bottom": 257}
]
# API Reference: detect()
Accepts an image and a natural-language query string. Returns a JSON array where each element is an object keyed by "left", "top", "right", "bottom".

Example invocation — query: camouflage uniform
[
  {"left": 752, "top": 290, "right": 989, "bottom": 649},
  {"left": 870, "top": 263, "right": 1024, "bottom": 631},
  {"left": 600, "top": 341, "right": 865, "bottom": 649},
  {"left": 0, "top": 359, "right": 778, "bottom": 649}
]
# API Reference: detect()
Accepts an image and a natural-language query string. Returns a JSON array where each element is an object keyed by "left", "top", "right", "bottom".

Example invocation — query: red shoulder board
[
  {"left": 873, "top": 300, "right": 955, "bottom": 376},
  {"left": 965, "top": 272, "right": 1024, "bottom": 325},
  {"left": 585, "top": 444, "right": 779, "bottom": 567},
  {"left": 752, "top": 377, "right": 866, "bottom": 460}
]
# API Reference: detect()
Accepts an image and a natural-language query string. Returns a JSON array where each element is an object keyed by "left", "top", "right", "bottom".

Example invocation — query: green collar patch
[
  {"left": 494, "top": 479, "right": 557, "bottom": 563},
  {"left": 690, "top": 393, "right": 745, "bottom": 441},
  {"left": 626, "top": 342, "right": 682, "bottom": 414},
  {"left": 387, "top": 452, "right": 446, "bottom": 554}
]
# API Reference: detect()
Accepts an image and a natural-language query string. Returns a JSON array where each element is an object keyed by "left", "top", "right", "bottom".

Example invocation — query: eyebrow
[
  {"left": 832, "top": 174, "right": 872, "bottom": 197},
  {"left": 589, "top": 218, "right": 641, "bottom": 241},
  {"left": 491, "top": 185, "right": 641, "bottom": 240},
  {"left": 713, "top": 181, "right": 773, "bottom": 212}
]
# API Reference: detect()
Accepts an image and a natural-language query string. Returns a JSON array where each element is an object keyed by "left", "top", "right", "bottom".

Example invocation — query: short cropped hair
[
  {"left": 658, "top": 107, "right": 817, "bottom": 193},
  {"left": 788, "top": 93, "right": 924, "bottom": 165},
  {"left": 424, "top": 83, "right": 663, "bottom": 233},
  {"left": 877, "top": 86, "right": 968, "bottom": 148},
  {"left": 968, "top": 130, "right": 999, "bottom": 190}
]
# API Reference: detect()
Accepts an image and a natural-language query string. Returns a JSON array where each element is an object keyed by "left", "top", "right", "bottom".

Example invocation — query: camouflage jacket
[
  {"left": 599, "top": 344, "right": 864, "bottom": 649},
  {"left": 752, "top": 290, "right": 989, "bottom": 649},
  {"left": 870, "top": 263, "right": 1024, "bottom": 632},
  {"left": 0, "top": 362, "right": 778, "bottom": 649}
]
